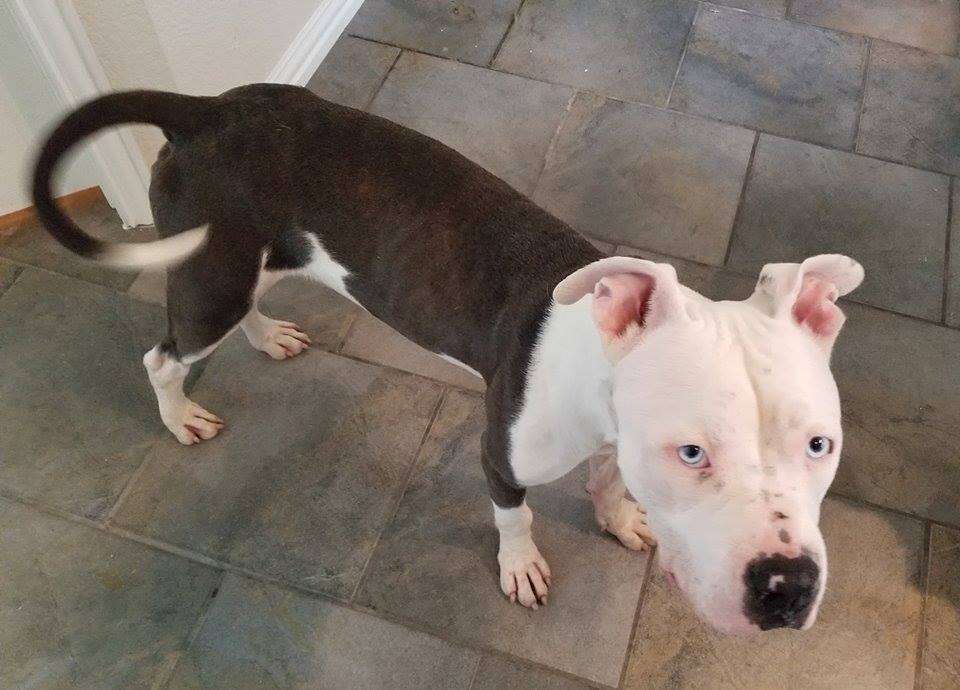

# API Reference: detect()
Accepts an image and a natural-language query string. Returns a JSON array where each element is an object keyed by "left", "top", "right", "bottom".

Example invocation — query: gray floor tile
[
  {"left": 858, "top": 42, "right": 960, "bottom": 176},
  {"left": 624, "top": 497, "right": 923, "bottom": 689},
  {"left": 791, "top": 0, "right": 960, "bottom": 55},
  {"left": 728, "top": 135, "right": 949, "bottom": 320},
  {"left": 0, "top": 198, "right": 148, "bottom": 291},
  {"left": 534, "top": 93, "right": 754, "bottom": 265},
  {"left": 342, "top": 312, "right": 485, "bottom": 391},
  {"left": 832, "top": 302, "right": 960, "bottom": 525},
  {"left": 370, "top": 51, "right": 573, "bottom": 195},
  {"left": 493, "top": 0, "right": 698, "bottom": 105},
  {"left": 672, "top": 4, "right": 867, "bottom": 148},
  {"left": 112, "top": 341, "right": 442, "bottom": 599},
  {"left": 167, "top": 573, "right": 479, "bottom": 690},
  {"left": 0, "top": 257, "right": 22, "bottom": 295},
  {"left": 948, "top": 181, "right": 959, "bottom": 327},
  {"left": 0, "top": 498, "right": 220, "bottom": 690},
  {"left": 472, "top": 656, "right": 591, "bottom": 690},
  {"left": 126, "top": 270, "right": 358, "bottom": 352},
  {"left": 713, "top": 0, "right": 786, "bottom": 18},
  {"left": 920, "top": 525, "right": 960, "bottom": 689},
  {"left": 354, "top": 390, "right": 647, "bottom": 687},
  {"left": 0, "top": 269, "right": 166, "bottom": 519},
  {"left": 347, "top": 0, "right": 522, "bottom": 65},
  {"left": 306, "top": 35, "right": 400, "bottom": 110}
]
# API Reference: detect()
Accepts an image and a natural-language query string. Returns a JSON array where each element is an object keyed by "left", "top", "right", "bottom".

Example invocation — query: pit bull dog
[{"left": 33, "top": 86, "right": 864, "bottom": 633}]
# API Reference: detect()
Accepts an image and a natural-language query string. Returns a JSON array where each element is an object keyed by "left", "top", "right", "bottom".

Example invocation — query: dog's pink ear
[
  {"left": 554, "top": 257, "right": 684, "bottom": 359},
  {"left": 750, "top": 254, "right": 864, "bottom": 347}
]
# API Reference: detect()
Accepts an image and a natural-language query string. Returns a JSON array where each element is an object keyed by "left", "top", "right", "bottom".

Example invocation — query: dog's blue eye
[
  {"left": 806, "top": 436, "right": 832, "bottom": 459},
  {"left": 677, "top": 445, "right": 709, "bottom": 468}
]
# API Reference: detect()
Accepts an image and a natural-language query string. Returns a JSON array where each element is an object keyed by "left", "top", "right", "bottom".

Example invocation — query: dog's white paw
[
  {"left": 599, "top": 499, "right": 657, "bottom": 551},
  {"left": 251, "top": 318, "right": 311, "bottom": 360},
  {"left": 163, "top": 401, "right": 224, "bottom": 445},
  {"left": 498, "top": 539, "right": 552, "bottom": 609}
]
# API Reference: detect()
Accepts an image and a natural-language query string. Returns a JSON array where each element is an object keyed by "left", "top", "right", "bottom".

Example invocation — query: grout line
[
  {"left": 466, "top": 654, "right": 484, "bottom": 690},
  {"left": 665, "top": 2, "right": 700, "bottom": 109},
  {"left": 825, "top": 489, "right": 960, "bottom": 531},
  {"left": 942, "top": 177, "right": 954, "bottom": 324},
  {"left": 529, "top": 89, "right": 579, "bottom": 199},
  {"left": 487, "top": 0, "right": 526, "bottom": 68},
  {"left": 363, "top": 47, "right": 404, "bottom": 112},
  {"left": 348, "top": 386, "right": 449, "bottom": 603},
  {"left": 335, "top": 308, "right": 362, "bottom": 353},
  {"left": 851, "top": 38, "right": 873, "bottom": 153},
  {"left": 617, "top": 547, "right": 657, "bottom": 689},
  {"left": 722, "top": 130, "right": 761, "bottom": 266},
  {"left": 0, "top": 261, "right": 24, "bottom": 301},
  {"left": 103, "top": 447, "right": 161, "bottom": 526},
  {"left": 913, "top": 521, "right": 933, "bottom": 690}
]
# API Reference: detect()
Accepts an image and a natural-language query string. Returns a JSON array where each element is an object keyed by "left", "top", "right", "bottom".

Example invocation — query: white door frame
[
  {"left": 8, "top": 0, "right": 154, "bottom": 227},
  {"left": 268, "top": 0, "right": 366, "bottom": 85}
]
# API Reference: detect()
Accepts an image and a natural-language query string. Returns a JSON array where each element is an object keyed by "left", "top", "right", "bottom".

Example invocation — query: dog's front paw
[
  {"left": 498, "top": 539, "right": 551, "bottom": 609},
  {"left": 599, "top": 499, "right": 657, "bottom": 551},
  {"left": 162, "top": 401, "right": 224, "bottom": 445}
]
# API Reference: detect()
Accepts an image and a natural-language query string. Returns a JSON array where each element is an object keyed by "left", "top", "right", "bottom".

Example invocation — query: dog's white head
[{"left": 555, "top": 254, "right": 864, "bottom": 634}]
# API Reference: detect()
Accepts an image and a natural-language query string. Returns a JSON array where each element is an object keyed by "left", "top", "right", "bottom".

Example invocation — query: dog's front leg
[
  {"left": 587, "top": 452, "right": 656, "bottom": 551},
  {"left": 482, "top": 434, "right": 550, "bottom": 609}
]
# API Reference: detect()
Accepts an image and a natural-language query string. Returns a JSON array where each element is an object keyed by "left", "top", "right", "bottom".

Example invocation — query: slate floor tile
[
  {"left": 920, "top": 525, "right": 960, "bottom": 689},
  {"left": 728, "top": 135, "right": 949, "bottom": 321},
  {"left": 672, "top": 4, "right": 867, "bottom": 149},
  {"left": 492, "top": 0, "right": 698, "bottom": 105},
  {"left": 534, "top": 93, "right": 754, "bottom": 265},
  {"left": 624, "top": 497, "right": 924, "bottom": 689},
  {"left": 0, "top": 498, "right": 220, "bottom": 690},
  {"left": 0, "top": 257, "right": 22, "bottom": 295},
  {"left": 305, "top": 35, "right": 400, "bottom": 110},
  {"left": 347, "top": 0, "right": 522, "bottom": 66},
  {"left": 471, "top": 656, "right": 591, "bottom": 690},
  {"left": 354, "top": 390, "right": 647, "bottom": 687},
  {"left": 370, "top": 51, "right": 573, "bottom": 195},
  {"left": 112, "top": 340, "right": 442, "bottom": 600},
  {"left": 0, "top": 197, "right": 148, "bottom": 291},
  {"left": 713, "top": 0, "right": 786, "bottom": 18},
  {"left": 0, "top": 269, "right": 166, "bottom": 519},
  {"left": 791, "top": 0, "right": 960, "bottom": 55},
  {"left": 167, "top": 573, "right": 479, "bottom": 690},
  {"left": 616, "top": 245, "right": 757, "bottom": 302},
  {"left": 342, "top": 312, "right": 485, "bottom": 391},
  {"left": 832, "top": 302, "right": 960, "bottom": 526},
  {"left": 948, "top": 180, "right": 959, "bottom": 327},
  {"left": 858, "top": 42, "right": 960, "bottom": 177},
  {"left": 127, "top": 270, "right": 358, "bottom": 352}
]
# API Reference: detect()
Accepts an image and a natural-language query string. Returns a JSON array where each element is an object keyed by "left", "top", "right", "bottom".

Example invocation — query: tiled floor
[{"left": 1, "top": 1, "right": 958, "bottom": 688}]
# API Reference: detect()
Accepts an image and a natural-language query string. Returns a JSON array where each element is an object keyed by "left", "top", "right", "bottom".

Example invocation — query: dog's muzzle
[{"left": 743, "top": 553, "right": 820, "bottom": 630}]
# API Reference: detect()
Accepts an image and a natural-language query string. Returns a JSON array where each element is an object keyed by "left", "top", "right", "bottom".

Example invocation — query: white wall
[{"left": 72, "top": 0, "right": 320, "bottom": 163}]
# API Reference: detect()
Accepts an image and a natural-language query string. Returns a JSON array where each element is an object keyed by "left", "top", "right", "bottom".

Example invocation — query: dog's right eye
[{"left": 677, "top": 445, "right": 710, "bottom": 468}]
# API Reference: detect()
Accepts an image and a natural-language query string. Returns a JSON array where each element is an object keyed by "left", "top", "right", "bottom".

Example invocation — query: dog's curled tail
[{"left": 32, "top": 90, "right": 215, "bottom": 270}]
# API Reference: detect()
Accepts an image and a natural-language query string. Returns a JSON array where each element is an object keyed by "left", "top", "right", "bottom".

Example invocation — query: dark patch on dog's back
[{"left": 266, "top": 227, "right": 312, "bottom": 270}]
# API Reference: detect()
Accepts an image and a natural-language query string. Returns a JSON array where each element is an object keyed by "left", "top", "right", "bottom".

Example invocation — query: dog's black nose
[{"left": 743, "top": 554, "right": 819, "bottom": 630}]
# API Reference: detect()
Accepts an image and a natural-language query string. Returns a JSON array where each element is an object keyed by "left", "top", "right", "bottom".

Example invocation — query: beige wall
[{"left": 72, "top": 0, "right": 319, "bottom": 162}]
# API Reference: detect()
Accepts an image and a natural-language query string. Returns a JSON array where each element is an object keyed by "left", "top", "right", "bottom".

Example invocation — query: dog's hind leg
[{"left": 239, "top": 269, "right": 311, "bottom": 360}]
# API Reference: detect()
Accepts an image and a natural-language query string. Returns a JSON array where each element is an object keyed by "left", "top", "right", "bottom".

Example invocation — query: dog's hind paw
[
  {"left": 164, "top": 401, "right": 224, "bottom": 445},
  {"left": 246, "top": 316, "right": 311, "bottom": 360}
]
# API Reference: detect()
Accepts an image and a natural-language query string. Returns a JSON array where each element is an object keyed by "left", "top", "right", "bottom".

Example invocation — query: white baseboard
[{"left": 268, "top": 0, "right": 365, "bottom": 85}]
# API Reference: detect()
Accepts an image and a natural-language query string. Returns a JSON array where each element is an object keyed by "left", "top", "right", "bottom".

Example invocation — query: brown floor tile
[
  {"left": 167, "top": 574, "right": 480, "bottom": 689},
  {"left": 341, "top": 311, "right": 485, "bottom": 391},
  {"left": 347, "top": 0, "right": 522, "bottom": 65},
  {"left": 370, "top": 51, "right": 573, "bottom": 195},
  {"left": 305, "top": 35, "right": 400, "bottom": 110},
  {"left": 493, "top": 0, "right": 698, "bottom": 105},
  {"left": 858, "top": 42, "right": 960, "bottom": 177},
  {"left": 112, "top": 341, "right": 442, "bottom": 600},
  {"left": 471, "top": 655, "right": 591, "bottom": 690},
  {"left": 791, "top": 0, "right": 960, "bottom": 55},
  {"left": 0, "top": 498, "right": 220, "bottom": 689},
  {"left": 948, "top": 181, "right": 959, "bottom": 327},
  {"left": 0, "top": 257, "right": 22, "bottom": 295},
  {"left": 355, "top": 390, "right": 647, "bottom": 687},
  {"left": 920, "top": 525, "right": 960, "bottom": 689},
  {"left": 714, "top": 0, "right": 786, "bottom": 18},
  {"left": 624, "top": 497, "right": 924, "bottom": 689},
  {"left": 728, "top": 135, "right": 949, "bottom": 321},
  {"left": 535, "top": 93, "right": 754, "bottom": 265},
  {"left": 672, "top": 4, "right": 867, "bottom": 149}
]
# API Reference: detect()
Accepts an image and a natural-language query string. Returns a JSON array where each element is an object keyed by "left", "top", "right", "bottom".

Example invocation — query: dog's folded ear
[
  {"left": 554, "top": 257, "right": 685, "bottom": 360},
  {"left": 749, "top": 254, "right": 864, "bottom": 348}
]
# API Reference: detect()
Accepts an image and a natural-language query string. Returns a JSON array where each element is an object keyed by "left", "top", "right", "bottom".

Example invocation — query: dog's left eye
[
  {"left": 806, "top": 436, "right": 833, "bottom": 459},
  {"left": 677, "top": 445, "right": 710, "bottom": 468}
]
